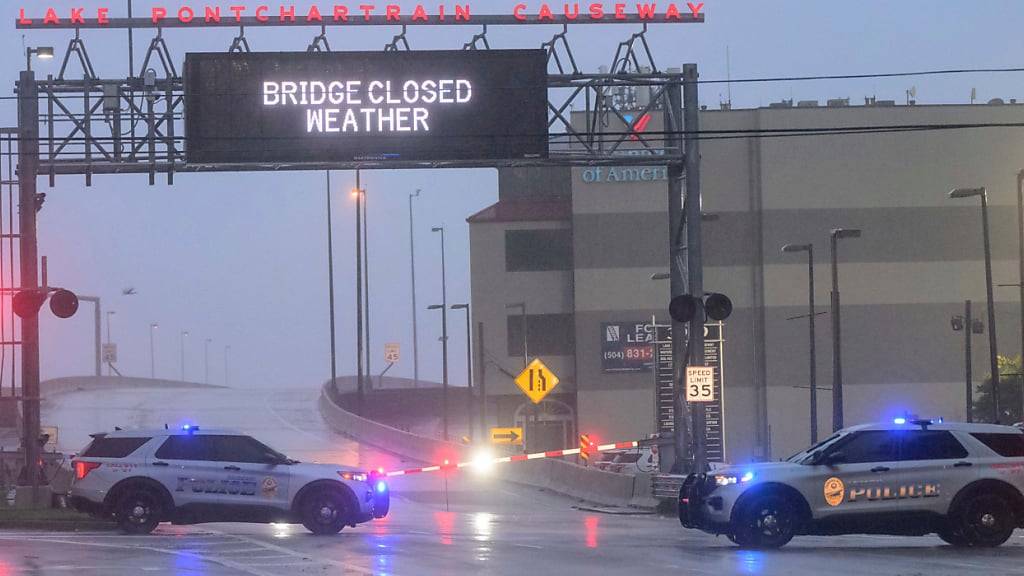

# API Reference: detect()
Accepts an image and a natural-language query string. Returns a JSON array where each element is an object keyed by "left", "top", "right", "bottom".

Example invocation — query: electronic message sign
[{"left": 184, "top": 50, "right": 548, "bottom": 164}]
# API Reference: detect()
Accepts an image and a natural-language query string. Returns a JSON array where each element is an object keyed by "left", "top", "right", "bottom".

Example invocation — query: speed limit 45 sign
[{"left": 685, "top": 366, "right": 715, "bottom": 402}]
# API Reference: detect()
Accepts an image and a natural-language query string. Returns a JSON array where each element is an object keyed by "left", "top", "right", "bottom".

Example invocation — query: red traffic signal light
[
  {"left": 13, "top": 290, "right": 46, "bottom": 319},
  {"left": 49, "top": 289, "right": 79, "bottom": 319}
]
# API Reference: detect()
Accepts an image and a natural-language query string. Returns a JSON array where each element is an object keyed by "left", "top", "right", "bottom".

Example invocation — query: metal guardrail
[{"left": 652, "top": 473, "right": 685, "bottom": 500}]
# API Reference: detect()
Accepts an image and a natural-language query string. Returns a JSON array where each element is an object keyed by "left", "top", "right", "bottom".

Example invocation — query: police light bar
[{"left": 182, "top": 424, "right": 199, "bottom": 433}]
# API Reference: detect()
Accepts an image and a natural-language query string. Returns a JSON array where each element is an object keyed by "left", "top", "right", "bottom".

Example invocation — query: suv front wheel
[
  {"left": 732, "top": 493, "right": 797, "bottom": 549},
  {"left": 300, "top": 487, "right": 350, "bottom": 535}
]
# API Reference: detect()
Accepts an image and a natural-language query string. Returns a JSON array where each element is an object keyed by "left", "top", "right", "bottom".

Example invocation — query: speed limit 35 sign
[{"left": 685, "top": 366, "right": 715, "bottom": 402}]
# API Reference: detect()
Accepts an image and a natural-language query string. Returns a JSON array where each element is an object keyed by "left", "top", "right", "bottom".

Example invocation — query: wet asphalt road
[{"left": 0, "top": 386, "right": 1019, "bottom": 575}]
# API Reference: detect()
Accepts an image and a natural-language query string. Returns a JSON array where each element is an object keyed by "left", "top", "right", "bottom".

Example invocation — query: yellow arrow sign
[
  {"left": 514, "top": 359, "right": 560, "bottom": 404},
  {"left": 490, "top": 427, "right": 523, "bottom": 445}
]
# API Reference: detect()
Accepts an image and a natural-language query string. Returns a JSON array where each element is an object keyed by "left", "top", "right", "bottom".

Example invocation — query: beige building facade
[{"left": 469, "top": 100, "right": 1024, "bottom": 462}]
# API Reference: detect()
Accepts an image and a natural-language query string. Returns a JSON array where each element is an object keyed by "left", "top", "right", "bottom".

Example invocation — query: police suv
[
  {"left": 678, "top": 419, "right": 1024, "bottom": 548},
  {"left": 69, "top": 426, "right": 389, "bottom": 535}
]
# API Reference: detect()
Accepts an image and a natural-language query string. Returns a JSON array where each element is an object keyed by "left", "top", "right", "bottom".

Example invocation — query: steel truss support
[
  {"left": 307, "top": 26, "right": 332, "bottom": 52},
  {"left": 229, "top": 27, "right": 252, "bottom": 53},
  {"left": 463, "top": 26, "right": 490, "bottom": 50},
  {"left": 384, "top": 26, "right": 411, "bottom": 51}
]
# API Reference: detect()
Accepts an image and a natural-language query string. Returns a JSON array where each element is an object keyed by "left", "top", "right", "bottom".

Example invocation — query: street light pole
[
  {"left": 452, "top": 304, "right": 472, "bottom": 442},
  {"left": 105, "top": 311, "right": 116, "bottom": 376},
  {"left": 326, "top": 171, "right": 338, "bottom": 396},
  {"left": 149, "top": 323, "right": 158, "bottom": 378},
  {"left": 224, "top": 345, "right": 231, "bottom": 387},
  {"left": 782, "top": 243, "right": 818, "bottom": 444},
  {"left": 409, "top": 189, "right": 421, "bottom": 388},
  {"left": 432, "top": 226, "right": 449, "bottom": 441},
  {"left": 204, "top": 338, "right": 212, "bottom": 385},
  {"left": 950, "top": 187, "right": 1000, "bottom": 422},
  {"left": 1017, "top": 171, "right": 1024, "bottom": 384},
  {"left": 830, "top": 228, "right": 861, "bottom": 431},
  {"left": 354, "top": 175, "right": 364, "bottom": 414},
  {"left": 180, "top": 330, "right": 189, "bottom": 382}
]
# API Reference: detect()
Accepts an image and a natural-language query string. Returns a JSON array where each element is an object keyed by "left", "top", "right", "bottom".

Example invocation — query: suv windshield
[{"left": 786, "top": 433, "right": 844, "bottom": 464}]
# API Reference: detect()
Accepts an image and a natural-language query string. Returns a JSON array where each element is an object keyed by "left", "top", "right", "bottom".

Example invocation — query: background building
[{"left": 469, "top": 97, "right": 1024, "bottom": 461}]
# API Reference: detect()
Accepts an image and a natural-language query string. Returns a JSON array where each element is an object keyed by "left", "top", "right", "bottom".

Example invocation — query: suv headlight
[{"left": 714, "top": 471, "right": 755, "bottom": 487}]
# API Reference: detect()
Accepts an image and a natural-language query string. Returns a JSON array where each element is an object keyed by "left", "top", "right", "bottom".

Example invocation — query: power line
[{"left": 0, "top": 65, "right": 1022, "bottom": 102}]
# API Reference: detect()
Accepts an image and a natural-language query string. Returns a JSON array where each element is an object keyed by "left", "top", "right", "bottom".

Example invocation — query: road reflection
[{"left": 584, "top": 515, "right": 600, "bottom": 549}]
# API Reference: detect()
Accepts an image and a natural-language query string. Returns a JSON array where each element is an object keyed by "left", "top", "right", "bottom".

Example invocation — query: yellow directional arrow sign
[
  {"left": 490, "top": 427, "right": 523, "bottom": 445},
  {"left": 514, "top": 359, "right": 560, "bottom": 404}
]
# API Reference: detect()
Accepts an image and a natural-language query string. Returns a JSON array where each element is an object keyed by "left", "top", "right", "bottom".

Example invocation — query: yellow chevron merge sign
[{"left": 514, "top": 359, "right": 560, "bottom": 404}]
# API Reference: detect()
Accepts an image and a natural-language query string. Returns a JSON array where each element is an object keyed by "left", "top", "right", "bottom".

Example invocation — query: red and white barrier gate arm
[{"left": 382, "top": 440, "right": 640, "bottom": 477}]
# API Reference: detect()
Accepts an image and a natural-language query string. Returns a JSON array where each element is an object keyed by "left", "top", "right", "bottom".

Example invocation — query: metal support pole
[
  {"left": 409, "top": 190, "right": 421, "bottom": 388},
  {"left": 326, "top": 172, "right": 337, "bottom": 395},
  {"left": 830, "top": 238, "right": 843, "bottom": 431},
  {"left": 981, "top": 192, "right": 1001, "bottom": 422},
  {"left": 438, "top": 227, "right": 449, "bottom": 441},
  {"left": 149, "top": 323, "right": 157, "bottom": 378},
  {"left": 17, "top": 69, "right": 41, "bottom": 503},
  {"left": 204, "top": 338, "right": 211, "bottom": 385},
  {"left": 363, "top": 184, "right": 371, "bottom": 391},
  {"left": 682, "top": 63, "right": 705, "bottom": 473},
  {"left": 224, "top": 345, "right": 230, "bottom": 387},
  {"left": 355, "top": 171, "right": 364, "bottom": 414},
  {"left": 807, "top": 247, "right": 818, "bottom": 444},
  {"left": 77, "top": 296, "right": 102, "bottom": 377},
  {"left": 1018, "top": 171, "right": 1024, "bottom": 381},
  {"left": 665, "top": 69, "right": 690, "bottom": 473},
  {"left": 966, "top": 300, "right": 974, "bottom": 423},
  {"left": 466, "top": 308, "right": 473, "bottom": 442},
  {"left": 477, "top": 321, "right": 486, "bottom": 436}
]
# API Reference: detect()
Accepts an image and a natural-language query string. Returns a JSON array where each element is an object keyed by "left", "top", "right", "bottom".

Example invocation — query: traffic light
[
  {"left": 13, "top": 290, "right": 46, "bottom": 319},
  {"left": 49, "top": 289, "right": 79, "bottom": 319},
  {"left": 668, "top": 293, "right": 733, "bottom": 323}
]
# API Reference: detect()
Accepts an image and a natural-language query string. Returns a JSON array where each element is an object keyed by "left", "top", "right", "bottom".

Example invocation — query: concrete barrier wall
[
  {"left": 318, "top": 384, "right": 655, "bottom": 508},
  {"left": 40, "top": 376, "right": 225, "bottom": 397}
]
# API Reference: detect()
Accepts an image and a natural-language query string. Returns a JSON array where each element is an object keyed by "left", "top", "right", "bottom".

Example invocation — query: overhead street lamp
[
  {"left": 830, "top": 227, "right": 861, "bottom": 431},
  {"left": 149, "top": 323, "right": 158, "bottom": 378},
  {"left": 224, "top": 345, "right": 231, "bottom": 387},
  {"left": 950, "top": 186, "right": 1001, "bottom": 422},
  {"left": 25, "top": 46, "right": 54, "bottom": 72},
  {"left": 431, "top": 224, "right": 449, "bottom": 441},
  {"left": 782, "top": 243, "right": 819, "bottom": 444},
  {"left": 409, "top": 189, "right": 421, "bottom": 388},
  {"left": 427, "top": 304, "right": 449, "bottom": 441},
  {"left": 180, "top": 330, "right": 189, "bottom": 382},
  {"left": 452, "top": 303, "right": 473, "bottom": 442},
  {"left": 204, "top": 338, "right": 213, "bottom": 385},
  {"left": 105, "top": 311, "right": 117, "bottom": 376}
]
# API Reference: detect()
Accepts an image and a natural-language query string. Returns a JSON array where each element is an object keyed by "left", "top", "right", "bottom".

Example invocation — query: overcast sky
[{"left": 0, "top": 0, "right": 1021, "bottom": 389}]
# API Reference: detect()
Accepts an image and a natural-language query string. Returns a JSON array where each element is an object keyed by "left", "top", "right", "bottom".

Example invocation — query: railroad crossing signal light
[
  {"left": 668, "top": 293, "right": 733, "bottom": 323},
  {"left": 49, "top": 289, "right": 79, "bottom": 319},
  {"left": 13, "top": 290, "right": 46, "bottom": 319}
]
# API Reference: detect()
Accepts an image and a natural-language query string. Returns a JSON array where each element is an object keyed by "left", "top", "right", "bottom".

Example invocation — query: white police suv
[
  {"left": 69, "top": 426, "right": 389, "bottom": 535},
  {"left": 679, "top": 419, "right": 1024, "bottom": 548}
]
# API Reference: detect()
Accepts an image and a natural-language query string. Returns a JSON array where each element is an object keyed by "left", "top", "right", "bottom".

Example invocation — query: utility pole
[
  {"left": 477, "top": 321, "right": 486, "bottom": 435},
  {"left": 355, "top": 171, "right": 364, "bottom": 414},
  {"left": 665, "top": 66, "right": 689, "bottom": 473},
  {"left": 965, "top": 300, "right": 974, "bottom": 423},
  {"left": 18, "top": 67, "right": 42, "bottom": 503},
  {"left": 326, "top": 172, "right": 337, "bottom": 395},
  {"left": 409, "top": 189, "right": 421, "bottom": 388},
  {"left": 432, "top": 226, "right": 449, "bottom": 441},
  {"left": 682, "top": 63, "right": 705, "bottom": 473},
  {"left": 362, "top": 182, "right": 371, "bottom": 391}
]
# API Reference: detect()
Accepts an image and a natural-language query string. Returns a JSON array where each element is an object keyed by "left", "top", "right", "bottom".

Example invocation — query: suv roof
[
  {"left": 95, "top": 427, "right": 244, "bottom": 438},
  {"left": 846, "top": 421, "right": 1020, "bottom": 434}
]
